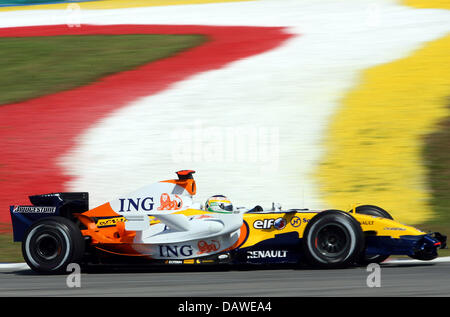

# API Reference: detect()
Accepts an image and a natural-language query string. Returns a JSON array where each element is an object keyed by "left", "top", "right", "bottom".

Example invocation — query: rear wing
[{"left": 10, "top": 192, "right": 89, "bottom": 242}]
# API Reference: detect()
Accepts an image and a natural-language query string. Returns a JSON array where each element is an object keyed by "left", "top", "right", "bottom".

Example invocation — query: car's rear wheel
[
  {"left": 352, "top": 205, "right": 392, "bottom": 265},
  {"left": 22, "top": 216, "right": 85, "bottom": 274},
  {"left": 302, "top": 210, "right": 364, "bottom": 268}
]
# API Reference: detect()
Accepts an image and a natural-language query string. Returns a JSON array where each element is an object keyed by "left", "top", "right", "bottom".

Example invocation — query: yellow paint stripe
[
  {"left": 315, "top": 34, "right": 450, "bottom": 224},
  {"left": 0, "top": 0, "right": 252, "bottom": 11},
  {"left": 402, "top": 0, "right": 450, "bottom": 9}
]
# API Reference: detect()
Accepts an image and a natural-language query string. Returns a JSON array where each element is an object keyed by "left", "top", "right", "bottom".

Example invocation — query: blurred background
[{"left": 0, "top": 0, "right": 449, "bottom": 261}]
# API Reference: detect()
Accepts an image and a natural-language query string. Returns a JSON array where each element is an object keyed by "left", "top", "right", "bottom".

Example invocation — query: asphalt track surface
[{"left": 0, "top": 260, "right": 449, "bottom": 297}]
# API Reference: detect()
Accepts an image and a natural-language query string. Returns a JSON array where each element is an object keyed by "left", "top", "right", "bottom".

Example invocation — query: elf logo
[{"left": 253, "top": 218, "right": 287, "bottom": 230}]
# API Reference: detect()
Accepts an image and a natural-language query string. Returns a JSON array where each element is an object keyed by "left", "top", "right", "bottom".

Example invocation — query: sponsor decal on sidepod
[
  {"left": 253, "top": 218, "right": 287, "bottom": 230},
  {"left": 247, "top": 250, "right": 288, "bottom": 259},
  {"left": 118, "top": 197, "right": 154, "bottom": 212}
]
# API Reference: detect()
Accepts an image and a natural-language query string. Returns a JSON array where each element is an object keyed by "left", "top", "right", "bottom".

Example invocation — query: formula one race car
[{"left": 10, "top": 170, "right": 447, "bottom": 274}]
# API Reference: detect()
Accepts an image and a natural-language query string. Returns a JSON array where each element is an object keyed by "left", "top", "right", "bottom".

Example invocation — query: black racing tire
[
  {"left": 22, "top": 216, "right": 85, "bottom": 274},
  {"left": 352, "top": 205, "right": 393, "bottom": 220},
  {"left": 302, "top": 210, "right": 364, "bottom": 268},
  {"left": 351, "top": 205, "right": 392, "bottom": 265}
]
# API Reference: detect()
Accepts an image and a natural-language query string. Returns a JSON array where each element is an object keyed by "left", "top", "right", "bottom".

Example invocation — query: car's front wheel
[
  {"left": 22, "top": 216, "right": 85, "bottom": 274},
  {"left": 302, "top": 210, "right": 364, "bottom": 268}
]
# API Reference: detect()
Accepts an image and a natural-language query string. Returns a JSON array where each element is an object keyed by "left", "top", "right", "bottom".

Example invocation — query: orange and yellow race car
[{"left": 10, "top": 170, "right": 446, "bottom": 274}]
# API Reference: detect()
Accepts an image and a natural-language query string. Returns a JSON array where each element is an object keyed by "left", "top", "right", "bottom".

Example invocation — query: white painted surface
[{"left": 1, "top": 0, "right": 449, "bottom": 210}]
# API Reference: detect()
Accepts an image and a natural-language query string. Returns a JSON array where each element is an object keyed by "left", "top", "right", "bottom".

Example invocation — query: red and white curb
[
  {"left": 2, "top": 1, "right": 449, "bottom": 215},
  {"left": 0, "top": 263, "right": 29, "bottom": 271}
]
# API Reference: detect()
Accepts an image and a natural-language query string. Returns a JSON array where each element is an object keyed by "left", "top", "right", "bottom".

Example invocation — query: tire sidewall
[{"left": 303, "top": 210, "right": 363, "bottom": 268}]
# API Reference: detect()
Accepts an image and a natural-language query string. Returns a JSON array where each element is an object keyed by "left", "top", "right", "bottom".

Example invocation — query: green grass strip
[{"left": 0, "top": 34, "right": 206, "bottom": 105}]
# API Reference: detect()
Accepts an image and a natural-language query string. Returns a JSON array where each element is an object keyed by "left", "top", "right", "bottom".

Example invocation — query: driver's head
[{"left": 205, "top": 195, "right": 233, "bottom": 213}]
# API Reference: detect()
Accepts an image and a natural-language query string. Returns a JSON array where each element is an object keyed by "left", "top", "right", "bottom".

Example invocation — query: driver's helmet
[{"left": 205, "top": 195, "right": 233, "bottom": 213}]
